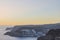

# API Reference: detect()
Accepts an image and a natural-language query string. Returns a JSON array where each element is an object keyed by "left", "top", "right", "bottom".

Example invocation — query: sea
[{"left": 0, "top": 26, "right": 37, "bottom": 40}]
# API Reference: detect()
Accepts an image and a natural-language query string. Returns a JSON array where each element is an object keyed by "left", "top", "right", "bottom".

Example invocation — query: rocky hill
[{"left": 4, "top": 23, "right": 60, "bottom": 37}]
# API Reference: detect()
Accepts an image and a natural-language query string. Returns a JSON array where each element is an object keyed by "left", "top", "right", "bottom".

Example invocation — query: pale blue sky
[{"left": 0, "top": 0, "right": 60, "bottom": 25}]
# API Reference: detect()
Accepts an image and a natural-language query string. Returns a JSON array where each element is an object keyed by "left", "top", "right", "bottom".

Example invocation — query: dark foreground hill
[
  {"left": 37, "top": 29, "right": 60, "bottom": 40},
  {"left": 4, "top": 23, "right": 60, "bottom": 37}
]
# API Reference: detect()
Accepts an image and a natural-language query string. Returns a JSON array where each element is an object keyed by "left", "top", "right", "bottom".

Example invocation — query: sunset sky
[{"left": 0, "top": 0, "right": 60, "bottom": 25}]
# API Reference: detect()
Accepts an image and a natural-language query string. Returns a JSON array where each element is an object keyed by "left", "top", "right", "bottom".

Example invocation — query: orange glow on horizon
[{"left": 0, "top": 19, "right": 60, "bottom": 25}]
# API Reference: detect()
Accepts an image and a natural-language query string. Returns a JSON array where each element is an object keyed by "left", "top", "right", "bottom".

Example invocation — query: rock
[
  {"left": 37, "top": 35, "right": 54, "bottom": 40},
  {"left": 37, "top": 29, "right": 60, "bottom": 40},
  {"left": 4, "top": 32, "right": 23, "bottom": 37},
  {"left": 37, "top": 36, "right": 46, "bottom": 40},
  {"left": 46, "top": 29, "right": 60, "bottom": 37},
  {"left": 4, "top": 23, "right": 60, "bottom": 37},
  {"left": 4, "top": 32, "right": 11, "bottom": 35}
]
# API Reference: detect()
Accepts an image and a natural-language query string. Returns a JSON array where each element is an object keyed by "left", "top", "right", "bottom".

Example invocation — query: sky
[{"left": 0, "top": 0, "right": 60, "bottom": 25}]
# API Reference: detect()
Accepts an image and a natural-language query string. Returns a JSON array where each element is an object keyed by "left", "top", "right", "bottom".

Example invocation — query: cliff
[{"left": 4, "top": 23, "right": 60, "bottom": 37}]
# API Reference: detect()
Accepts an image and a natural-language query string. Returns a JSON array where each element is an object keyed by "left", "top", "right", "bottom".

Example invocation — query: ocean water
[{"left": 0, "top": 26, "right": 37, "bottom": 40}]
